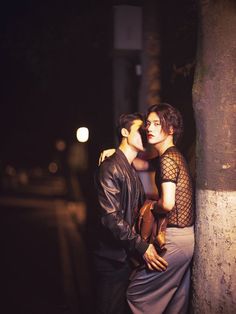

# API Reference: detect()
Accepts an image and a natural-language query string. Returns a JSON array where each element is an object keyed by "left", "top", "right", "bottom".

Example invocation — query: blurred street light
[
  {"left": 48, "top": 162, "right": 58, "bottom": 174},
  {"left": 76, "top": 127, "right": 89, "bottom": 143},
  {"left": 55, "top": 139, "right": 66, "bottom": 151}
]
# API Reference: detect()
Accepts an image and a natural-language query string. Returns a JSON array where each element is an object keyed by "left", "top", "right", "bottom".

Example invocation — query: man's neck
[{"left": 118, "top": 142, "right": 138, "bottom": 165}]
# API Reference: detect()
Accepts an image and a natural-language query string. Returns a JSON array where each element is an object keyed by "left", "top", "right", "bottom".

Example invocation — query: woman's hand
[{"left": 98, "top": 148, "right": 116, "bottom": 165}]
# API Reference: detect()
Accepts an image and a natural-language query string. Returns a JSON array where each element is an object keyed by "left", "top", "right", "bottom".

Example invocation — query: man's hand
[
  {"left": 143, "top": 244, "right": 168, "bottom": 271},
  {"left": 98, "top": 148, "right": 116, "bottom": 165}
]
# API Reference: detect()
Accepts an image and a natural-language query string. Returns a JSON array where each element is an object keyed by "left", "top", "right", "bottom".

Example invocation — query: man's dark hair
[
  {"left": 147, "top": 103, "right": 184, "bottom": 145},
  {"left": 116, "top": 112, "right": 144, "bottom": 142}
]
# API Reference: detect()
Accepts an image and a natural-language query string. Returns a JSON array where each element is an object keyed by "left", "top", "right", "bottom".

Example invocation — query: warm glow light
[
  {"left": 5, "top": 165, "right": 16, "bottom": 176},
  {"left": 76, "top": 127, "right": 89, "bottom": 143},
  {"left": 55, "top": 139, "right": 66, "bottom": 151},
  {"left": 48, "top": 162, "right": 58, "bottom": 174}
]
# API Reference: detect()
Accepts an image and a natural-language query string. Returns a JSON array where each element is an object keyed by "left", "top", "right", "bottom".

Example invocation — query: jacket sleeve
[{"left": 95, "top": 162, "right": 148, "bottom": 256}]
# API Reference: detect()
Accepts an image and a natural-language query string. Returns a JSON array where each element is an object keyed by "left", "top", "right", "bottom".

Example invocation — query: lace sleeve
[{"left": 160, "top": 156, "right": 179, "bottom": 184}]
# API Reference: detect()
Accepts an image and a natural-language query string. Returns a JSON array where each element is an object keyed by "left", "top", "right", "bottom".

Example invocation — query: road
[{"left": 0, "top": 192, "right": 93, "bottom": 314}]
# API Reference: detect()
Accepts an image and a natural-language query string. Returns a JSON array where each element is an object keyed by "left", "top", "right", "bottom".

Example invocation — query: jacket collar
[{"left": 116, "top": 148, "right": 132, "bottom": 167}]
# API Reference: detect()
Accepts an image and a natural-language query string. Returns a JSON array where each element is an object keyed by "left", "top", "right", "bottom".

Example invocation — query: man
[{"left": 93, "top": 113, "right": 168, "bottom": 314}]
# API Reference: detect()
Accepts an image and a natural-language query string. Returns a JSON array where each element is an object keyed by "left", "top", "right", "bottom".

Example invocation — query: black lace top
[{"left": 155, "top": 146, "right": 194, "bottom": 227}]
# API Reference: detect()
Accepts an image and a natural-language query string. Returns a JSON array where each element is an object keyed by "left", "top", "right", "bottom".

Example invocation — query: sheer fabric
[{"left": 155, "top": 146, "right": 194, "bottom": 227}]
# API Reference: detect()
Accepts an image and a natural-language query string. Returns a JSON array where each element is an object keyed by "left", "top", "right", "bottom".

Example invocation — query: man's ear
[{"left": 121, "top": 128, "right": 129, "bottom": 137}]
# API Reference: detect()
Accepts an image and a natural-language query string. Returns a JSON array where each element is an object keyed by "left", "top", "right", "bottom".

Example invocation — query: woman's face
[{"left": 146, "top": 112, "right": 169, "bottom": 145}]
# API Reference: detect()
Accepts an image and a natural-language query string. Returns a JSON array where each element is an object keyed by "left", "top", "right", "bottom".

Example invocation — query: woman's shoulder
[
  {"left": 160, "top": 146, "right": 181, "bottom": 167},
  {"left": 163, "top": 146, "right": 183, "bottom": 159}
]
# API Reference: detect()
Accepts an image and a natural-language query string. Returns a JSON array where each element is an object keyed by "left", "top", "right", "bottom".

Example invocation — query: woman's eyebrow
[{"left": 146, "top": 119, "right": 160, "bottom": 123}]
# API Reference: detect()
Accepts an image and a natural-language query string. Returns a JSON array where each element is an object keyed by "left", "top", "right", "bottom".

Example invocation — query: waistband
[
  {"left": 167, "top": 223, "right": 194, "bottom": 228},
  {"left": 166, "top": 225, "right": 194, "bottom": 236}
]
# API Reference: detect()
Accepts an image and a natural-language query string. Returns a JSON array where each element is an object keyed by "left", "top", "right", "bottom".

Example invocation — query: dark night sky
[
  {"left": 0, "top": 0, "right": 197, "bottom": 170},
  {"left": 0, "top": 0, "right": 114, "bottom": 169}
]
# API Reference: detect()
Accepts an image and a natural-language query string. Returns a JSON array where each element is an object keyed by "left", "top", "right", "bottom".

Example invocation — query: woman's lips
[{"left": 147, "top": 134, "right": 154, "bottom": 139}]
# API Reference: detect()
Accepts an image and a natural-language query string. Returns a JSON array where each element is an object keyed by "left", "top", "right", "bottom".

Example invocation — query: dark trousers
[{"left": 93, "top": 256, "right": 132, "bottom": 314}]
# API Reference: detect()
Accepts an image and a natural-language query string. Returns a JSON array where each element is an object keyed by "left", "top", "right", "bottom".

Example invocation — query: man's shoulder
[
  {"left": 101, "top": 151, "right": 119, "bottom": 166},
  {"left": 97, "top": 152, "right": 121, "bottom": 175},
  {"left": 94, "top": 153, "right": 126, "bottom": 188}
]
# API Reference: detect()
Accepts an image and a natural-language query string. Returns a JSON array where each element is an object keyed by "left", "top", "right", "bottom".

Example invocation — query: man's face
[
  {"left": 146, "top": 112, "right": 169, "bottom": 145},
  {"left": 127, "top": 119, "right": 145, "bottom": 152}
]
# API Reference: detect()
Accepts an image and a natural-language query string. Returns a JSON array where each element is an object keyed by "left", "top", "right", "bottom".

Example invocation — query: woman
[{"left": 127, "top": 103, "right": 195, "bottom": 314}]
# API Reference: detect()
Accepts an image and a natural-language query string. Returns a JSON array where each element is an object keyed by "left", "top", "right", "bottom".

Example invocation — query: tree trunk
[
  {"left": 139, "top": 0, "right": 161, "bottom": 112},
  {"left": 192, "top": 0, "right": 236, "bottom": 313}
]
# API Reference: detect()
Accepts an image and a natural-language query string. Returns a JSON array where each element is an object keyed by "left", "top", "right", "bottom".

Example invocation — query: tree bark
[
  {"left": 192, "top": 0, "right": 236, "bottom": 312},
  {"left": 139, "top": 0, "right": 161, "bottom": 112}
]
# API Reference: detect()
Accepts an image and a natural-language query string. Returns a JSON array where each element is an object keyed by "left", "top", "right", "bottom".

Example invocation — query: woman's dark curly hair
[{"left": 146, "top": 103, "right": 184, "bottom": 145}]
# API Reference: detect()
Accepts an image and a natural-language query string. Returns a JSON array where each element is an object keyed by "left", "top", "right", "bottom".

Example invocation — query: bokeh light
[
  {"left": 48, "top": 162, "right": 58, "bottom": 174},
  {"left": 55, "top": 139, "right": 66, "bottom": 151},
  {"left": 76, "top": 127, "right": 89, "bottom": 143}
]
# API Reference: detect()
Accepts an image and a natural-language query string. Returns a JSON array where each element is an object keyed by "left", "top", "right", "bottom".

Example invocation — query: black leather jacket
[{"left": 93, "top": 149, "right": 148, "bottom": 263}]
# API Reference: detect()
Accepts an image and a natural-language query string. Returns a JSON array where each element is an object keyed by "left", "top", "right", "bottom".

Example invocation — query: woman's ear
[
  {"left": 169, "top": 126, "right": 174, "bottom": 135},
  {"left": 121, "top": 128, "right": 129, "bottom": 138}
]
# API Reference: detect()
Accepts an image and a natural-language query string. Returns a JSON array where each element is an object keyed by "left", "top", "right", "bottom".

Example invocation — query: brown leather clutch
[{"left": 137, "top": 199, "right": 167, "bottom": 253}]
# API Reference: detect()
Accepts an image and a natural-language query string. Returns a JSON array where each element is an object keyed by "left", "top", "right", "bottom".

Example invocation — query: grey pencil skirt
[{"left": 127, "top": 225, "right": 194, "bottom": 314}]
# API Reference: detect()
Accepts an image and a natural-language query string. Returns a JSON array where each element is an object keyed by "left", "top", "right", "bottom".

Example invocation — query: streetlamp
[{"left": 76, "top": 127, "right": 89, "bottom": 143}]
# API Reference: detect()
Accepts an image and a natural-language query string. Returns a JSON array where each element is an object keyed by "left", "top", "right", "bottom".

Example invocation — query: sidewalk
[{"left": 1, "top": 195, "right": 92, "bottom": 314}]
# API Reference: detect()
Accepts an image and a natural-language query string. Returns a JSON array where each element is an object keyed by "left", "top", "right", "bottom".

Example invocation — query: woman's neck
[{"left": 155, "top": 137, "right": 174, "bottom": 156}]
